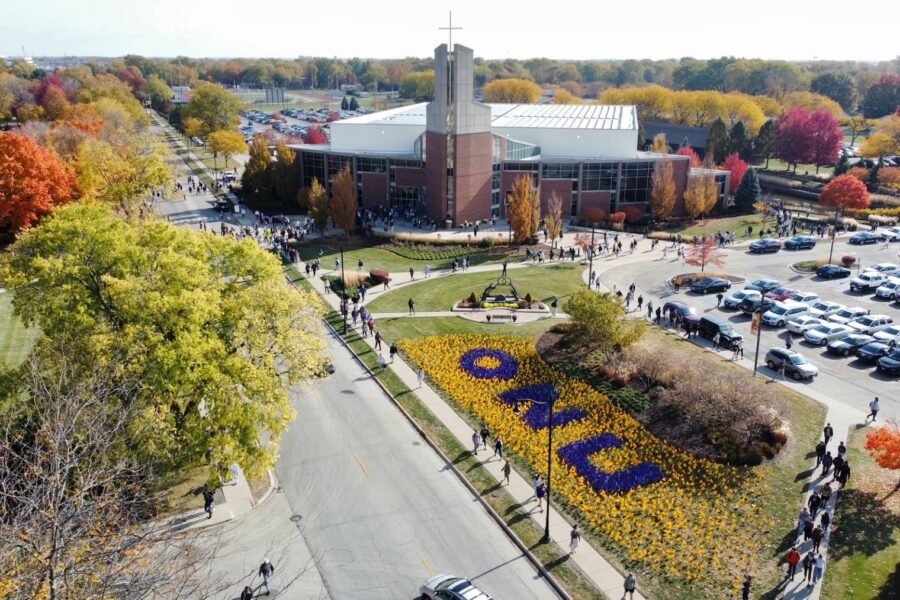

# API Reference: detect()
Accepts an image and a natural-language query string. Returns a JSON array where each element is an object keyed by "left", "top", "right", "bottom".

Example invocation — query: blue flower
[
  {"left": 499, "top": 384, "right": 587, "bottom": 429},
  {"left": 459, "top": 348, "right": 519, "bottom": 380},
  {"left": 558, "top": 434, "right": 665, "bottom": 493}
]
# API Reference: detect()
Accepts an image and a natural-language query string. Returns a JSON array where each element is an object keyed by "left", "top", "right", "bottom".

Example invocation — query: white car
[
  {"left": 848, "top": 314, "right": 895, "bottom": 335},
  {"left": 789, "top": 291, "right": 820, "bottom": 304},
  {"left": 850, "top": 272, "right": 887, "bottom": 292},
  {"left": 723, "top": 289, "right": 761, "bottom": 309},
  {"left": 762, "top": 302, "right": 810, "bottom": 327},
  {"left": 867, "top": 262, "right": 900, "bottom": 276},
  {"left": 875, "top": 277, "right": 900, "bottom": 299},
  {"left": 885, "top": 226, "right": 900, "bottom": 242},
  {"left": 807, "top": 300, "right": 845, "bottom": 319},
  {"left": 804, "top": 323, "right": 853, "bottom": 346},
  {"left": 787, "top": 315, "right": 825, "bottom": 335},
  {"left": 874, "top": 324, "right": 900, "bottom": 343},
  {"left": 828, "top": 307, "right": 869, "bottom": 325},
  {"left": 421, "top": 575, "right": 493, "bottom": 600}
]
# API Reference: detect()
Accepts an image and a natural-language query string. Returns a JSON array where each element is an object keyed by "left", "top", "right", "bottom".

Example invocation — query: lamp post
[
  {"left": 827, "top": 207, "right": 841, "bottom": 266},
  {"left": 515, "top": 398, "right": 554, "bottom": 543},
  {"left": 340, "top": 246, "right": 347, "bottom": 335},
  {"left": 752, "top": 307, "right": 763, "bottom": 376},
  {"left": 588, "top": 223, "right": 596, "bottom": 289},
  {"left": 505, "top": 198, "right": 512, "bottom": 247}
]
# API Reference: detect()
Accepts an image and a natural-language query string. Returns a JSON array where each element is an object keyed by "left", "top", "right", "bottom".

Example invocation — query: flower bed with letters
[{"left": 403, "top": 335, "right": 770, "bottom": 589}]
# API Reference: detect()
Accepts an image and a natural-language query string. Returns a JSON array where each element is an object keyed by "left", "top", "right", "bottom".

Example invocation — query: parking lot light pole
[
  {"left": 588, "top": 224, "right": 596, "bottom": 289},
  {"left": 516, "top": 398, "right": 555, "bottom": 543},
  {"left": 752, "top": 308, "right": 763, "bottom": 376},
  {"left": 340, "top": 246, "right": 347, "bottom": 335}
]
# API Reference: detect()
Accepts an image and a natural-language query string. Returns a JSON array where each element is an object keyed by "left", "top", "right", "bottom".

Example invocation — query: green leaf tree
[
  {"left": 706, "top": 117, "right": 729, "bottom": 164},
  {"left": 727, "top": 121, "right": 752, "bottom": 160},
  {"left": 0, "top": 203, "right": 329, "bottom": 481},
  {"left": 341, "top": 97, "right": 349, "bottom": 110},
  {"left": 182, "top": 83, "right": 244, "bottom": 137},
  {"left": 734, "top": 167, "right": 762, "bottom": 211},
  {"left": 754, "top": 119, "right": 777, "bottom": 169},
  {"left": 349, "top": 97, "right": 359, "bottom": 111},
  {"left": 564, "top": 289, "right": 645, "bottom": 352}
]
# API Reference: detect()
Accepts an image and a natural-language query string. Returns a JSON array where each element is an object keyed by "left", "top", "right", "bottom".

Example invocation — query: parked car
[
  {"left": 828, "top": 307, "right": 869, "bottom": 325},
  {"left": 884, "top": 226, "right": 900, "bottom": 242},
  {"left": 827, "top": 333, "right": 875, "bottom": 356},
  {"left": 866, "top": 263, "right": 899, "bottom": 276},
  {"left": 804, "top": 323, "right": 853, "bottom": 346},
  {"left": 662, "top": 301, "right": 697, "bottom": 319},
  {"left": 807, "top": 300, "right": 845, "bottom": 319},
  {"left": 848, "top": 314, "right": 894, "bottom": 335},
  {"left": 697, "top": 315, "right": 743, "bottom": 349},
  {"left": 764, "top": 287, "right": 798, "bottom": 301},
  {"left": 723, "top": 289, "right": 761, "bottom": 309},
  {"left": 764, "top": 347, "right": 819, "bottom": 380},
  {"left": 875, "top": 348, "right": 900, "bottom": 376},
  {"left": 875, "top": 277, "right": 900, "bottom": 299},
  {"left": 856, "top": 341, "right": 894, "bottom": 362},
  {"left": 849, "top": 231, "right": 885, "bottom": 245},
  {"left": 749, "top": 238, "right": 782, "bottom": 253},
  {"left": 789, "top": 291, "right": 820, "bottom": 304},
  {"left": 873, "top": 324, "right": 900, "bottom": 344},
  {"left": 739, "top": 295, "right": 776, "bottom": 315},
  {"left": 762, "top": 302, "right": 810, "bottom": 327},
  {"left": 421, "top": 575, "right": 493, "bottom": 600},
  {"left": 690, "top": 277, "right": 732, "bottom": 294},
  {"left": 786, "top": 315, "right": 824, "bottom": 335},
  {"left": 850, "top": 271, "right": 888, "bottom": 292},
  {"left": 816, "top": 264, "right": 851, "bottom": 279},
  {"left": 745, "top": 279, "right": 781, "bottom": 293},
  {"left": 784, "top": 235, "right": 817, "bottom": 250}
]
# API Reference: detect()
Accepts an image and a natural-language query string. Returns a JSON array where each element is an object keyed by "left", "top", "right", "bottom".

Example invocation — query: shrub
[
  {"left": 467, "top": 291, "right": 478, "bottom": 304},
  {"left": 847, "top": 166, "right": 870, "bottom": 182},
  {"left": 582, "top": 206, "right": 606, "bottom": 226},
  {"left": 622, "top": 205, "right": 645, "bottom": 223},
  {"left": 478, "top": 236, "right": 495, "bottom": 248},
  {"left": 609, "top": 211, "right": 627, "bottom": 224},
  {"left": 647, "top": 231, "right": 675, "bottom": 241},
  {"left": 369, "top": 269, "right": 391, "bottom": 284},
  {"left": 868, "top": 213, "right": 898, "bottom": 225},
  {"left": 524, "top": 292, "right": 533, "bottom": 304},
  {"left": 841, "top": 255, "right": 857, "bottom": 267}
]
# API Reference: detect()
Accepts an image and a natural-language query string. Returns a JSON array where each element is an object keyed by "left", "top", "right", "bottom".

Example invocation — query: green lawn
[
  {"left": 674, "top": 213, "right": 773, "bottom": 239},
  {"left": 0, "top": 293, "right": 39, "bottom": 367},
  {"left": 821, "top": 427, "right": 900, "bottom": 600},
  {"left": 367, "top": 262, "right": 585, "bottom": 313},
  {"left": 376, "top": 315, "right": 557, "bottom": 343},
  {"left": 762, "top": 159, "right": 834, "bottom": 178},
  {"left": 295, "top": 241, "right": 525, "bottom": 274}
]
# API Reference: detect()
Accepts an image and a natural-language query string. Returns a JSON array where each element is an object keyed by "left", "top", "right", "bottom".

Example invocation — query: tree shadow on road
[{"left": 829, "top": 489, "right": 900, "bottom": 560}]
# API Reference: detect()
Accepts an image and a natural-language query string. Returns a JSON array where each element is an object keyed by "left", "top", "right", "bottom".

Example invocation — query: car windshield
[
  {"left": 770, "top": 307, "right": 788, "bottom": 315},
  {"left": 887, "top": 350, "right": 900, "bottom": 360},
  {"left": 790, "top": 355, "right": 808, "bottom": 365},
  {"left": 883, "top": 326, "right": 900, "bottom": 336},
  {"left": 845, "top": 335, "right": 867, "bottom": 344},
  {"left": 811, "top": 325, "right": 830, "bottom": 334},
  {"left": 811, "top": 302, "right": 830, "bottom": 311},
  {"left": 856, "top": 317, "right": 875, "bottom": 326},
  {"left": 436, "top": 578, "right": 465, "bottom": 590},
  {"left": 835, "top": 310, "right": 853, "bottom": 318}
]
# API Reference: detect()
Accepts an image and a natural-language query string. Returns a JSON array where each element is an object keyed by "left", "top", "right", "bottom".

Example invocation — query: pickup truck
[{"left": 849, "top": 272, "right": 887, "bottom": 292}]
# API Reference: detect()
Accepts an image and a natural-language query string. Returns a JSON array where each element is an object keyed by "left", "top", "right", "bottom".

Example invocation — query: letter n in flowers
[
  {"left": 498, "top": 384, "right": 587, "bottom": 429},
  {"left": 557, "top": 434, "right": 665, "bottom": 493}
]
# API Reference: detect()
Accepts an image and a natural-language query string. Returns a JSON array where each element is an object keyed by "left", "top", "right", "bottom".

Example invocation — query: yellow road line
[
  {"left": 352, "top": 452, "right": 369, "bottom": 477},
  {"left": 419, "top": 555, "right": 435, "bottom": 577}
]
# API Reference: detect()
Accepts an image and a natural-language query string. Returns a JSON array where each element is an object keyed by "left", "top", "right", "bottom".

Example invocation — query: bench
[{"left": 486, "top": 313, "right": 517, "bottom": 322}]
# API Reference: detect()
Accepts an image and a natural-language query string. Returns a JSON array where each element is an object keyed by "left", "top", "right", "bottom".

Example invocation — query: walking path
[
  {"left": 166, "top": 464, "right": 259, "bottom": 533},
  {"left": 301, "top": 262, "right": 644, "bottom": 600}
]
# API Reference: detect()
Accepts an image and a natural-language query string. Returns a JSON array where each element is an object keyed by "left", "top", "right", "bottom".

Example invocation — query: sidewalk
[
  {"left": 166, "top": 464, "right": 260, "bottom": 533},
  {"left": 302, "top": 261, "right": 645, "bottom": 600}
]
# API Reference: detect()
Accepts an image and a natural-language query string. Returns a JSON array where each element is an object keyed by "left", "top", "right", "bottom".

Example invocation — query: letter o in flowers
[{"left": 459, "top": 348, "right": 519, "bottom": 380}]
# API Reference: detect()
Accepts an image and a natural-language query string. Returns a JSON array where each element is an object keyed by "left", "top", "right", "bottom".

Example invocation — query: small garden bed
[
  {"left": 792, "top": 258, "right": 840, "bottom": 272},
  {"left": 670, "top": 272, "right": 745, "bottom": 287}
]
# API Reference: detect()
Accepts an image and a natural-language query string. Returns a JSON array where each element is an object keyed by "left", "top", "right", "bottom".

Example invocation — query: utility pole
[
  {"left": 752, "top": 308, "right": 763, "bottom": 376},
  {"left": 588, "top": 224, "right": 596, "bottom": 289}
]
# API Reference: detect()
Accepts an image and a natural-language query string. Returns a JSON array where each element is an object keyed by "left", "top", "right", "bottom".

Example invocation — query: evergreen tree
[
  {"left": 755, "top": 120, "right": 777, "bottom": 169},
  {"left": 340, "top": 97, "right": 349, "bottom": 110},
  {"left": 734, "top": 167, "right": 762, "bottom": 211},
  {"left": 349, "top": 97, "right": 359, "bottom": 111},
  {"left": 869, "top": 159, "right": 882, "bottom": 187},
  {"left": 834, "top": 153, "right": 850, "bottom": 176},
  {"left": 727, "top": 121, "right": 752, "bottom": 160},
  {"left": 707, "top": 117, "right": 729, "bottom": 165}
]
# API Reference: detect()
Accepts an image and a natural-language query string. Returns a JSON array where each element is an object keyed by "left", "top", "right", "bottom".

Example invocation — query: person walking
[
  {"left": 551, "top": 298, "right": 558, "bottom": 317},
  {"left": 259, "top": 558, "right": 274, "bottom": 595},
  {"left": 837, "top": 441, "right": 847, "bottom": 458},
  {"left": 417, "top": 368, "right": 425, "bottom": 389},
  {"left": 821, "top": 451, "right": 834, "bottom": 477},
  {"left": 531, "top": 473, "right": 543, "bottom": 501},
  {"left": 377, "top": 352, "right": 387, "bottom": 370},
  {"left": 480, "top": 425, "right": 490, "bottom": 450},
  {"left": 815, "top": 440, "right": 826, "bottom": 466},
  {"left": 867, "top": 397, "right": 880, "bottom": 422},
  {"left": 493, "top": 436, "right": 503, "bottom": 458},
  {"left": 203, "top": 489, "right": 215, "bottom": 519},
  {"left": 820, "top": 481, "right": 833, "bottom": 507},
  {"left": 785, "top": 547, "right": 801, "bottom": 580},
  {"left": 389, "top": 342, "right": 398, "bottom": 363},
  {"left": 741, "top": 574, "right": 752, "bottom": 600},
  {"left": 408, "top": 297, "right": 416, "bottom": 315},
  {"left": 569, "top": 524, "right": 581, "bottom": 554},
  {"left": 812, "top": 554, "right": 825, "bottom": 586},
  {"left": 797, "top": 506, "right": 810, "bottom": 535},
  {"left": 716, "top": 292, "right": 723, "bottom": 307},
  {"left": 712, "top": 332, "right": 721, "bottom": 350},
  {"left": 808, "top": 490, "right": 822, "bottom": 518},
  {"left": 823, "top": 423, "right": 834, "bottom": 446},
  {"left": 374, "top": 330, "right": 382, "bottom": 351},
  {"left": 785, "top": 334, "right": 793, "bottom": 351},
  {"left": 835, "top": 461, "right": 851, "bottom": 489},
  {"left": 535, "top": 482, "right": 546, "bottom": 512},
  {"left": 623, "top": 573, "right": 637, "bottom": 599},
  {"left": 812, "top": 524, "right": 824, "bottom": 552},
  {"left": 240, "top": 585, "right": 254, "bottom": 600},
  {"left": 802, "top": 517, "right": 814, "bottom": 542},
  {"left": 502, "top": 459, "right": 511, "bottom": 485},
  {"left": 637, "top": 295, "right": 644, "bottom": 310},
  {"left": 472, "top": 431, "right": 481, "bottom": 455},
  {"left": 409, "top": 267, "right": 414, "bottom": 280},
  {"left": 802, "top": 551, "right": 816, "bottom": 586}
]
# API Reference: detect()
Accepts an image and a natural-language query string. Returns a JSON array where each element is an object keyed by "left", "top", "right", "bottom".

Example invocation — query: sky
[{"left": 3, "top": 0, "right": 899, "bottom": 62}]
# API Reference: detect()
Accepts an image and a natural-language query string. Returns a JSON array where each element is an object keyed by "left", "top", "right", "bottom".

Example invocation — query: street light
[
  {"left": 587, "top": 223, "right": 596, "bottom": 289},
  {"left": 505, "top": 197, "right": 512, "bottom": 247},
  {"left": 514, "top": 398, "right": 555, "bottom": 544},
  {"left": 340, "top": 246, "right": 348, "bottom": 335},
  {"left": 751, "top": 308, "right": 763, "bottom": 376}
]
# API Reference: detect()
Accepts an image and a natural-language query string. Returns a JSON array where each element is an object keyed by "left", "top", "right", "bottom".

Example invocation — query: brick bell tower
[{"left": 425, "top": 43, "right": 493, "bottom": 226}]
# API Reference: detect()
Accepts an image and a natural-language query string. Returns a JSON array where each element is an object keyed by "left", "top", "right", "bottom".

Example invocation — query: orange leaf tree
[
  {"left": 329, "top": 165, "right": 357, "bottom": 236},
  {"left": 0, "top": 132, "right": 77, "bottom": 234},
  {"left": 684, "top": 239, "right": 726, "bottom": 272},
  {"left": 819, "top": 174, "right": 871, "bottom": 263},
  {"left": 865, "top": 420, "right": 900, "bottom": 487}
]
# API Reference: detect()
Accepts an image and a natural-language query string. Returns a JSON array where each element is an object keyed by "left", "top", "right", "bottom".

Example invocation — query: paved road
[
  {"left": 600, "top": 237, "right": 899, "bottom": 421},
  {"left": 276, "top": 329, "right": 557, "bottom": 600}
]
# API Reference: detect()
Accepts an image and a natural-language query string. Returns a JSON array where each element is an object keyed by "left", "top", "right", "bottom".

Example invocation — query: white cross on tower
[{"left": 438, "top": 11, "right": 462, "bottom": 51}]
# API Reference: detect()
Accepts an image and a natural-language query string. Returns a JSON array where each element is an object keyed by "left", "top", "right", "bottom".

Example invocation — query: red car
[{"left": 764, "top": 287, "right": 797, "bottom": 302}]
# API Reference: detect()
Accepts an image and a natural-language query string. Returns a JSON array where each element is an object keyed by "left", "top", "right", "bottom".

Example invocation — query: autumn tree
[
  {"left": 819, "top": 174, "right": 871, "bottom": 263},
  {"left": 650, "top": 133, "right": 669, "bottom": 153},
  {"left": 649, "top": 160, "right": 676, "bottom": 219},
  {"left": 507, "top": 175, "right": 541, "bottom": 242},
  {"left": 307, "top": 178, "right": 329, "bottom": 234},
  {"left": 0, "top": 203, "right": 329, "bottom": 481},
  {"left": 684, "top": 239, "right": 726, "bottom": 272},
  {"left": 483, "top": 78, "right": 542, "bottom": 103},
  {"left": 564, "top": 289, "right": 645, "bottom": 352},
  {"left": 241, "top": 135, "right": 272, "bottom": 198},
  {"left": 183, "top": 116, "right": 204, "bottom": 142},
  {"left": 676, "top": 146, "right": 701, "bottom": 167},
  {"left": 775, "top": 107, "right": 842, "bottom": 173},
  {"left": 182, "top": 83, "right": 244, "bottom": 136},
  {"left": 734, "top": 167, "right": 762, "bottom": 211},
  {"left": 843, "top": 114, "right": 872, "bottom": 146},
  {"left": 782, "top": 91, "right": 844, "bottom": 118},
  {"left": 207, "top": 129, "right": 247, "bottom": 173},
  {"left": 271, "top": 141, "right": 297, "bottom": 205},
  {"left": 329, "top": 165, "right": 358, "bottom": 236},
  {"left": 683, "top": 172, "right": 718, "bottom": 219},
  {"left": 304, "top": 124, "right": 328, "bottom": 144},
  {"left": 865, "top": 420, "right": 900, "bottom": 487},
  {"left": 861, "top": 115, "right": 900, "bottom": 158},
  {"left": 721, "top": 153, "right": 750, "bottom": 194},
  {"left": 0, "top": 132, "right": 78, "bottom": 234},
  {"left": 550, "top": 89, "right": 582, "bottom": 105},
  {"left": 544, "top": 192, "right": 564, "bottom": 247}
]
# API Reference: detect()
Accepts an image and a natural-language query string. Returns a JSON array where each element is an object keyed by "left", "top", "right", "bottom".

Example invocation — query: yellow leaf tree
[
  {"left": 683, "top": 173, "right": 707, "bottom": 219},
  {"left": 207, "top": 129, "right": 247, "bottom": 173},
  {"left": 650, "top": 160, "right": 676, "bottom": 219},
  {"left": 307, "top": 177, "right": 329, "bottom": 234},
  {"left": 507, "top": 174, "right": 540, "bottom": 242},
  {"left": 183, "top": 116, "right": 203, "bottom": 142},
  {"left": 483, "top": 78, "right": 542, "bottom": 103},
  {"left": 544, "top": 192, "right": 564, "bottom": 247},
  {"left": 551, "top": 89, "right": 582, "bottom": 105},
  {"left": 650, "top": 133, "right": 669, "bottom": 153},
  {"left": 329, "top": 165, "right": 357, "bottom": 236}
]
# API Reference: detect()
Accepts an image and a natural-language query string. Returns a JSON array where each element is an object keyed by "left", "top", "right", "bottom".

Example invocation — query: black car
[
  {"left": 816, "top": 264, "right": 851, "bottom": 279},
  {"left": 213, "top": 200, "right": 233, "bottom": 213},
  {"left": 856, "top": 341, "right": 893, "bottom": 362},
  {"left": 848, "top": 231, "right": 885, "bottom": 245},
  {"left": 690, "top": 277, "right": 732, "bottom": 294},
  {"left": 662, "top": 301, "right": 697, "bottom": 319},
  {"left": 827, "top": 333, "right": 875, "bottom": 356},
  {"left": 876, "top": 348, "right": 900, "bottom": 376},
  {"left": 784, "top": 235, "right": 817, "bottom": 250},
  {"left": 749, "top": 238, "right": 782, "bottom": 253},
  {"left": 745, "top": 279, "right": 781, "bottom": 293},
  {"left": 738, "top": 296, "right": 776, "bottom": 316}
]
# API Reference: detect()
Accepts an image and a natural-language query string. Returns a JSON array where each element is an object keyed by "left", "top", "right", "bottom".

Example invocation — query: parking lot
[
  {"left": 238, "top": 106, "right": 369, "bottom": 144},
  {"left": 602, "top": 235, "right": 900, "bottom": 420}
]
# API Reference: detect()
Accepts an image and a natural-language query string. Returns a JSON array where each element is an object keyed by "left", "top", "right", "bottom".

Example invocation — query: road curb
[{"left": 319, "top": 317, "right": 574, "bottom": 600}]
